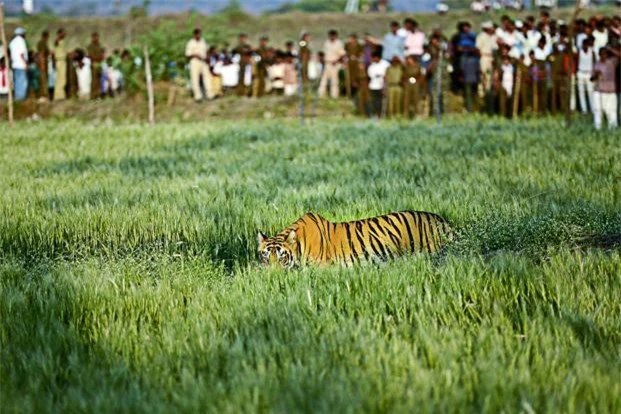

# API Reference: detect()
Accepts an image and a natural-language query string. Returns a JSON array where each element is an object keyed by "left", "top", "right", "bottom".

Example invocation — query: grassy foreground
[{"left": 1, "top": 117, "right": 620, "bottom": 413}]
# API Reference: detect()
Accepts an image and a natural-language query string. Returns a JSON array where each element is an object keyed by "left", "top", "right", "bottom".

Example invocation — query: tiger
[{"left": 257, "top": 211, "right": 453, "bottom": 268}]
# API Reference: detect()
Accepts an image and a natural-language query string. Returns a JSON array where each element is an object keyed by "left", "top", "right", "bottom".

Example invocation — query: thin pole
[
  {"left": 513, "top": 66, "right": 522, "bottom": 119},
  {"left": 297, "top": 30, "right": 305, "bottom": 126},
  {"left": 565, "top": 0, "right": 582, "bottom": 127},
  {"left": 435, "top": 42, "right": 445, "bottom": 125},
  {"left": 0, "top": 2, "right": 14, "bottom": 126},
  {"left": 143, "top": 45, "right": 154, "bottom": 125}
]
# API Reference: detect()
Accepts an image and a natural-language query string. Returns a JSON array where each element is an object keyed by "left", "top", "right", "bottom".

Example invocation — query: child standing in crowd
[
  {"left": 283, "top": 54, "right": 298, "bottom": 96},
  {"left": 368, "top": 52, "right": 389, "bottom": 118},
  {"left": 498, "top": 53, "right": 515, "bottom": 118},
  {"left": 218, "top": 57, "right": 240, "bottom": 95},
  {"left": 0, "top": 58, "right": 9, "bottom": 100},
  {"left": 592, "top": 47, "right": 620, "bottom": 130},
  {"left": 74, "top": 49, "right": 92, "bottom": 100},
  {"left": 268, "top": 52, "right": 285, "bottom": 95}
]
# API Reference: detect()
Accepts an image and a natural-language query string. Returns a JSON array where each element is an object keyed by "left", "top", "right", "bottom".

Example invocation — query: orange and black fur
[{"left": 257, "top": 211, "right": 452, "bottom": 268}]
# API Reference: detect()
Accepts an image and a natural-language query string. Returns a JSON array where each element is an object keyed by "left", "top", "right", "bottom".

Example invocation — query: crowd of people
[
  {"left": 1, "top": 10, "right": 619, "bottom": 129},
  {"left": 0, "top": 28, "right": 134, "bottom": 102}
]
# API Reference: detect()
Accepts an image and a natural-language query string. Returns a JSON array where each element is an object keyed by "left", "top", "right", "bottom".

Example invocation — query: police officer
[
  {"left": 403, "top": 55, "right": 422, "bottom": 118},
  {"left": 344, "top": 33, "right": 362, "bottom": 97},
  {"left": 253, "top": 36, "right": 270, "bottom": 98}
]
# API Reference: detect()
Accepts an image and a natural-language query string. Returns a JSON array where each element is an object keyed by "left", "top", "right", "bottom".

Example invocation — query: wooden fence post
[
  {"left": 0, "top": 2, "right": 14, "bottom": 126},
  {"left": 143, "top": 45, "right": 154, "bottom": 125}
]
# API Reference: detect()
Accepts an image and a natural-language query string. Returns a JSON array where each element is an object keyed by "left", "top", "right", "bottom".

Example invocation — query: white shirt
[
  {"left": 185, "top": 38, "right": 208, "bottom": 60},
  {"left": 533, "top": 46, "right": 550, "bottom": 61},
  {"left": 9, "top": 36, "right": 28, "bottom": 70},
  {"left": 404, "top": 30, "right": 425, "bottom": 56},
  {"left": 592, "top": 30, "right": 608, "bottom": 55},
  {"left": 269, "top": 63, "right": 285, "bottom": 89},
  {"left": 525, "top": 30, "right": 541, "bottom": 54},
  {"left": 501, "top": 63, "right": 514, "bottom": 96},
  {"left": 220, "top": 63, "right": 240, "bottom": 87},
  {"left": 578, "top": 47, "right": 595, "bottom": 73},
  {"left": 575, "top": 32, "right": 587, "bottom": 50},
  {"left": 367, "top": 60, "right": 390, "bottom": 90},
  {"left": 76, "top": 57, "right": 92, "bottom": 97}
]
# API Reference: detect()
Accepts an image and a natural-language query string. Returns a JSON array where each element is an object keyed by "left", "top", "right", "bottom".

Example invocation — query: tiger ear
[
  {"left": 257, "top": 231, "right": 268, "bottom": 245},
  {"left": 287, "top": 229, "right": 297, "bottom": 244}
]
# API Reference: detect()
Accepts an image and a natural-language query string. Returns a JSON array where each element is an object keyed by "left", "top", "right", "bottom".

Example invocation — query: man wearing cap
[
  {"left": 9, "top": 27, "right": 29, "bottom": 101},
  {"left": 185, "top": 28, "right": 212, "bottom": 102},
  {"left": 476, "top": 21, "right": 497, "bottom": 113},
  {"left": 319, "top": 30, "right": 345, "bottom": 99}
]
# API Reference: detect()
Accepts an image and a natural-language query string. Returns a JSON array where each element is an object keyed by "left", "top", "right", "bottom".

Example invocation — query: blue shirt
[{"left": 382, "top": 32, "right": 405, "bottom": 61}]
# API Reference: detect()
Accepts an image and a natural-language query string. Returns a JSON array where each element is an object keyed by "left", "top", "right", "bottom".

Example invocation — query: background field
[{"left": 1, "top": 117, "right": 620, "bottom": 412}]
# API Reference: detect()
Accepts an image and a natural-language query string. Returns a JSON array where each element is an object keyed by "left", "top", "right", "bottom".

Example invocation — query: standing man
[
  {"left": 253, "top": 36, "right": 270, "bottom": 98},
  {"left": 86, "top": 32, "right": 105, "bottom": 99},
  {"left": 344, "top": 33, "right": 362, "bottom": 97},
  {"left": 476, "top": 21, "right": 497, "bottom": 114},
  {"left": 367, "top": 52, "right": 389, "bottom": 117},
  {"left": 402, "top": 54, "right": 422, "bottom": 118},
  {"left": 185, "top": 28, "right": 212, "bottom": 102},
  {"left": 382, "top": 21, "right": 405, "bottom": 62},
  {"left": 9, "top": 27, "right": 29, "bottom": 101},
  {"left": 298, "top": 32, "right": 312, "bottom": 88},
  {"left": 576, "top": 37, "right": 596, "bottom": 114},
  {"left": 385, "top": 56, "right": 403, "bottom": 118},
  {"left": 232, "top": 33, "right": 251, "bottom": 96},
  {"left": 36, "top": 31, "right": 51, "bottom": 101},
  {"left": 318, "top": 30, "right": 345, "bottom": 99},
  {"left": 401, "top": 19, "right": 425, "bottom": 61},
  {"left": 53, "top": 28, "right": 68, "bottom": 101},
  {"left": 591, "top": 47, "right": 619, "bottom": 130}
]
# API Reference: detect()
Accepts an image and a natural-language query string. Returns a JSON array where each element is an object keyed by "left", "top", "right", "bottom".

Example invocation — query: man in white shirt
[
  {"left": 367, "top": 52, "right": 390, "bottom": 117},
  {"left": 592, "top": 22, "right": 608, "bottom": 56},
  {"left": 577, "top": 37, "right": 596, "bottom": 114},
  {"left": 399, "top": 18, "right": 425, "bottom": 60},
  {"left": 9, "top": 27, "right": 29, "bottom": 101},
  {"left": 318, "top": 29, "right": 345, "bottom": 99},
  {"left": 216, "top": 58, "right": 239, "bottom": 93},
  {"left": 476, "top": 21, "right": 497, "bottom": 100},
  {"left": 185, "top": 28, "right": 213, "bottom": 102}
]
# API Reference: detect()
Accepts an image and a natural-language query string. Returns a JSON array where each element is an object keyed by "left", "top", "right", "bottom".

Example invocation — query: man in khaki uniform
[
  {"left": 344, "top": 33, "right": 362, "bottom": 97},
  {"left": 232, "top": 33, "right": 251, "bottom": 97},
  {"left": 319, "top": 30, "right": 345, "bottom": 99},
  {"left": 52, "top": 28, "right": 67, "bottom": 100},
  {"left": 186, "top": 29, "right": 212, "bottom": 102},
  {"left": 385, "top": 56, "right": 403, "bottom": 117},
  {"left": 253, "top": 36, "right": 270, "bottom": 98},
  {"left": 86, "top": 32, "right": 105, "bottom": 99},
  {"left": 402, "top": 55, "right": 422, "bottom": 118},
  {"left": 299, "top": 32, "right": 311, "bottom": 87}
]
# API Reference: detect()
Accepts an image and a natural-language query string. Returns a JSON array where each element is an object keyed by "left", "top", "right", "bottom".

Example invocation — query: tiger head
[{"left": 257, "top": 230, "right": 297, "bottom": 269}]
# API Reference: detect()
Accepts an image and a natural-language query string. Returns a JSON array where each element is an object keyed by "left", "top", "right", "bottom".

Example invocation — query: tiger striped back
[{"left": 257, "top": 211, "right": 452, "bottom": 268}]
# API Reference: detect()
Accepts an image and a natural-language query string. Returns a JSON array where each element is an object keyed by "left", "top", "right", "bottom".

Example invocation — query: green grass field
[{"left": 1, "top": 117, "right": 620, "bottom": 413}]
